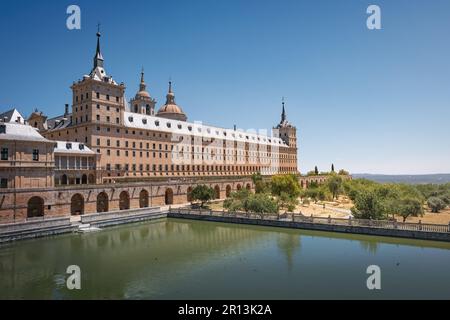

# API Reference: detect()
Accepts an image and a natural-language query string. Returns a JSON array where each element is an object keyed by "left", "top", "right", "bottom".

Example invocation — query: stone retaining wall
[
  {"left": 168, "top": 212, "right": 450, "bottom": 242},
  {"left": 0, "top": 217, "right": 73, "bottom": 243}
]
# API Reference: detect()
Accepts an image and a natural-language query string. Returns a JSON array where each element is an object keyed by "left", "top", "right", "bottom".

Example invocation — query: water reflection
[
  {"left": 276, "top": 232, "right": 301, "bottom": 271},
  {"left": 0, "top": 218, "right": 449, "bottom": 299}
]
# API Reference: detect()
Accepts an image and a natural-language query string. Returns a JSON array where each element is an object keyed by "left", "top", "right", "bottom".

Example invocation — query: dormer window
[
  {"left": 79, "top": 144, "right": 85, "bottom": 150},
  {"left": 167, "top": 122, "right": 171, "bottom": 128},
  {"left": 0, "top": 125, "right": 5, "bottom": 134},
  {"left": 66, "top": 143, "right": 72, "bottom": 149},
  {"left": 155, "top": 121, "right": 160, "bottom": 126},
  {"left": 188, "top": 126, "right": 192, "bottom": 131},
  {"left": 142, "top": 118, "right": 147, "bottom": 124},
  {"left": 128, "top": 116, "right": 134, "bottom": 122},
  {"left": 177, "top": 124, "right": 182, "bottom": 129}
]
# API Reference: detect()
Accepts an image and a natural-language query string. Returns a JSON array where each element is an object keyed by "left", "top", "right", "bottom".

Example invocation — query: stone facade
[{"left": 0, "top": 31, "right": 298, "bottom": 223}]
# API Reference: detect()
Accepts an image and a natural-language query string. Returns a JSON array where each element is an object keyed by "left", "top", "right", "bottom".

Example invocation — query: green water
[{"left": 0, "top": 218, "right": 449, "bottom": 299}]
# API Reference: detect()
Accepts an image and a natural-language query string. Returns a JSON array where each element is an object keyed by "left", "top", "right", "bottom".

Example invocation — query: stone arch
[
  {"left": 139, "top": 189, "right": 149, "bottom": 208},
  {"left": 119, "top": 191, "right": 130, "bottom": 210},
  {"left": 27, "top": 196, "right": 44, "bottom": 218},
  {"left": 70, "top": 193, "right": 84, "bottom": 215},
  {"left": 300, "top": 180, "right": 304, "bottom": 188},
  {"left": 97, "top": 192, "right": 109, "bottom": 213},
  {"left": 165, "top": 188, "right": 174, "bottom": 205},
  {"left": 81, "top": 174, "right": 88, "bottom": 184},
  {"left": 236, "top": 184, "right": 242, "bottom": 191},
  {"left": 187, "top": 186, "right": 193, "bottom": 202},
  {"left": 226, "top": 185, "right": 232, "bottom": 198},
  {"left": 246, "top": 183, "right": 251, "bottom": 190},
  {"left": 61, "top": 174, "right": 68, "bottom": 185},
  {"left": 214, "top": 185, "right": 221, "bottom": 199}
]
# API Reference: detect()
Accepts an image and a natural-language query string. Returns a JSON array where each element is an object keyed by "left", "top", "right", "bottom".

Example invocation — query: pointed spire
[
  {"left": 93, "top": 27, "right": 104, "bottom": 69},
  {"left": 166, "top": 81, "right": 175, "bottom": 104},
  {"left": 281, "top": 97, "right": 286, "bottom": 123},
  {"left": 139, "top": 67, "right": 146, "bottom": 92}
]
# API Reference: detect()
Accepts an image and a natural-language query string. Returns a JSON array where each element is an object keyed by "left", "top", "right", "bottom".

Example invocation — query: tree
[
  {"left": 246, "top": 193, "right": 279, "bottom": 217},
  {"left": 327, "top": 175, "right": 343, "bottom": 200},
  {"left": 427, "top": 197, "right": 446, "bottom": 213},
  {"left": 190, "top": 185, "right": 215, "bottom": 207},
  {"left": 314, "top": 166, "right": 319, "bottom": 175},
  {"left": 278, "top": 192, "right": 299, "bottom": 212},
  {"left": 398, "top": 198, "right": 423, "bottom": 222},
  {"left": 251, "top": 172, "right": 269, "bottom": 194},
  {"left": 331, "top": 164, "right": 335, "bottom": 172},
  {"left": 338, "top": 169, "right": 349, "bottom": 175},
  {"left": 351, "top": 190, "right": 387, "bottom": 220},
  {"left": 270, "top": 174, "right": 301, "bottom": 199}
]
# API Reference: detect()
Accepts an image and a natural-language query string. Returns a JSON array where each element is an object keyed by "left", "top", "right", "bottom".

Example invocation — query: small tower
[
  {"left": 274, "top": 98, "right": 297, "bottom": 148},
  {"left": 130, "top": 69, "right": 156, "bottom": 115}
]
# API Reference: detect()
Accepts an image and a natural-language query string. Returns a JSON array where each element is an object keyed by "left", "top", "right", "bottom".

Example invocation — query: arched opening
[
  {"left": 88, "top": 174, "right": 95, "bottom": 184},
  {"left": 81, "top": 174, "right": 88, "bottom": 184},
  {"left": 119, "top": 191, "right": 130, "bottom": 210},
  {"left": 300, "top": 180, "right": 304, "bottom": 189},
  {"left": 61, "top": 174, "right": 68, "bottom": 185},
  {"left": 27, "top": 196, "right": 44, "bottom": 218},
  {"left": 246, "top": 183, "right": 251, "bottom": 190},
  {"left": 139, "top": 189, "right": 149, "bottom": 208},
  {"left": 236, "top": 184, "right": 242, "bottom": 191},
  {"left": 165, "top": 188, "right": 173, "bottom": 205},
  {"left": 97, "top": 192, "right": 109, "bottom": 213},
  {"left": 306, "top": 181, "right": 309, "bottom": 188},
  {"left": 214, "top": 185, "right": 221, "bottom": 199},
  {"left": 226, "top": 185, "right": 232, "bottom": 198},
  {"left": 187, "top": 187, "right": 193, "bottom": 202},
  {"left": 70, "top": 194, "right": 84, "bottom": 215}
]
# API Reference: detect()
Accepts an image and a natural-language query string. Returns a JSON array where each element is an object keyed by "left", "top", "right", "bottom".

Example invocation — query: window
[
  {"left": 79, "top": 144, "right": 85, "bottom": 150},
  {"left": 66, "top": 143, "right": 72, "bottom": 149},
  {"left": 32, "top": 149, "right": 39, "bottom": 161},
  {"left": 0, "top": 178, "right": 7, "bottom": 188},
  {"left": 106, "top": 94, "right": 110, "bottom": 100},
  {"left": 96, "top": 115, "right": 100, "bottom": 121},
  {"left": 96, "top": 92, "right": 100, "bottom": 99},
  {"left": 128, "top": 116, "right": 134, "bottom": 122},
  {"left": 1, "top": 148, "right": 8, "bottom": 160},
  {"left": 0, "top": 125, "right": 5, "bottom": 134}
]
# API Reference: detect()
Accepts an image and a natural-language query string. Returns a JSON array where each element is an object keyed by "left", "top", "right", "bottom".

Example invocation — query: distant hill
[{"left": 352, "top": 174, "right": 450, "bottom": 185}]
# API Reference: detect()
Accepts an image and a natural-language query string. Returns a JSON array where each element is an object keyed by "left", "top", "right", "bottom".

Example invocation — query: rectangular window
[
  {"left": 1, "top": 148, "right": 8, "bottom": 160},
  {"left": 0, "top": 178, "right": 7, "bottom": 188},
  {"left": 32, "top": 149, "right": 39, "bottom": 161}
]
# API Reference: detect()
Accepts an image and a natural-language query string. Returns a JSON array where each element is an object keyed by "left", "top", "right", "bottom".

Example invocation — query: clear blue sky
[{"left": 1, "top": 0, "right": 449, "bottom": 174}]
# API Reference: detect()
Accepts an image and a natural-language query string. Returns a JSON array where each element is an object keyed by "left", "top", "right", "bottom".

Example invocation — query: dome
[
  {"left": 134, "top": 70, "right": 151, "bottom": 99},
  {"left": 136, "top": 90, "right": 150, "bottom": 99},
  {"left": 156, "top": 82, "right": 187, "bottom": 121}
]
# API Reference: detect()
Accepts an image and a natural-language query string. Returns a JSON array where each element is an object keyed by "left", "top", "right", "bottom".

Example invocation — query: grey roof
[{"left": 0, "top": 122, "right": 54, "bottom": 143}]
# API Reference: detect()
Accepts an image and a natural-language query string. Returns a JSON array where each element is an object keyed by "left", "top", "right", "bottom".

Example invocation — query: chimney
[{"left": 64, "top": 104, "right": 69, "bottom": 116}]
